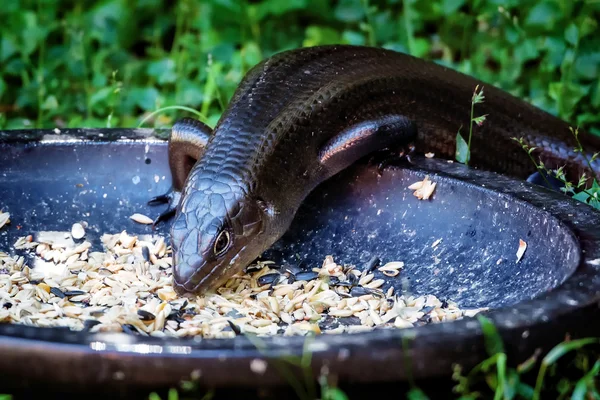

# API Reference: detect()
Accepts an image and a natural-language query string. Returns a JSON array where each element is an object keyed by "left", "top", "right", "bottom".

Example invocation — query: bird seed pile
[{"left": 0, "top": 214, "right": 487, "bottom": 339}]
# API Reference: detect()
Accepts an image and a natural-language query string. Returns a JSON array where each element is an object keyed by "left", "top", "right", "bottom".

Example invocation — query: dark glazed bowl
[{"left": 0, "top": 127, "right": 599, "bottom": 393}]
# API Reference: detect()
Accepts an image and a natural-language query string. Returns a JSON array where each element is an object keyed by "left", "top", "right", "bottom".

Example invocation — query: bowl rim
[{"left": 1, "top": 127, "right": 599, "bottom": 386}]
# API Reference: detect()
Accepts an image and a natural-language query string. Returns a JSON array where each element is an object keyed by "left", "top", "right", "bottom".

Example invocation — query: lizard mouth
[{"left": 172, "top": 257, "right": 232, "bottom": 295}]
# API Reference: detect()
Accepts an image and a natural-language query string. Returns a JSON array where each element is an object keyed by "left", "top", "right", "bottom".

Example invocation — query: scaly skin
[{"left": 154, "top": 45, "right": 600, "bottom": 295}]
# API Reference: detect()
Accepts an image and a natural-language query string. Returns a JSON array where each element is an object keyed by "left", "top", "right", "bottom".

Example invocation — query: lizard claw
[
  {"left": 374, "top": 143, "right": 416, "bottom": 176},
  {"left": 148, "top": 193, "right": 172, "bottom": 206},
  {"left": 147, "top": 187, "right": 182, "bottom": 228}
]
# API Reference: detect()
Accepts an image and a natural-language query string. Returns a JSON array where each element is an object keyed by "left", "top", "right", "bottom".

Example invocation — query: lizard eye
[{"left": 213, "top": 230, "right": 231, "bottom": 256}]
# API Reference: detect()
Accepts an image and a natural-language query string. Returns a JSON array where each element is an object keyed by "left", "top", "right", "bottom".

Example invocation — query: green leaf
[
  {"left": 514, "top": 39, "right": 540, "bottom": 62},
  {"left": 477, "top": 315, "right": 505, "bottom": 356},
  {"left": 524, "top": 2, "right": 560, "bottom": 29},
  {"left": 334, "top": 0, "right": 365, "bottom": 22},
  {"left": 441, "top": 0, "right": 466, "bottom": 15},
  {"left": 20, "top": 11, "right": 41, "bottom": 56},
  {"left": 0, "top": 36, "right": 18, "bottom": 62},
  {"left": 455, "top": 131, "right": 470, "bottom": 164},
  {"left": 41, "top": 95, "right": 58, "bottom": 111},
  {"left": 564, "top": 23, "right": 579, "bottom": 46},
  {"left": 167, "top": 388, "right": 179, "bottom": 400},
  {"left": 549, "top": 82, "right": 590, "bottom": 119},
  {"left": 89, "top": 87, "right": 113, "bottom": 109},
  {"left": 341, "top": 30, "right": 367, "bottom": 45},
  {"left": 406, "top": 387, "right": 430, "bottom": 400},
  {"left": 303, "top": 26, "right": 342, "bottom": 47},
  {"left": 256, "top": 0, "right": 307, "bottom": 19},
  {"left": 128, "top": 87, "right": 160, "bottom": 111},
  {"left": 147, "top": 59, "right": 177, "bottom": 85},
  {"left": 179, "top": 82, "right": 205, "bottom": 107},
  {"left": 571, "top": 360, "right": 600, "bottom": 400},
  {"left": 322, "top": 387, "right": 350, "bottom": 400},
  {"left": 578, "top": 16, "right": 598, "bottom": 38}
]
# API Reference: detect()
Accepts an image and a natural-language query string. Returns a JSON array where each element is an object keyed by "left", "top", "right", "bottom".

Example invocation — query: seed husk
[
  {"left": 129, "top": 213, "right": 154, "bottom": 225},
  {"left": 0, "top": 211, "right": 11, "bottom": 230}
]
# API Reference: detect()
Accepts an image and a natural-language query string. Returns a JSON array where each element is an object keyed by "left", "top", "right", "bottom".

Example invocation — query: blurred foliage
[{"left": 0, "top": 0, "right": 599, "bottom": 136}]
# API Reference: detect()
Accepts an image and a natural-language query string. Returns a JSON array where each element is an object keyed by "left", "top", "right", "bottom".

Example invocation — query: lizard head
[{"left": 170, "top": 187, "right": 273, "bottom": 296}]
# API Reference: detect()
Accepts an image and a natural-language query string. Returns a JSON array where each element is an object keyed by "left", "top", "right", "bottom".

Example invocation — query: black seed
[
  {"left": 294, "top": 271, "right": 318, "bottom": 282},
  {"left": 180, "top": 300, "right": 188, "bottom": 310},
  {"left": 347, "top": 273, "right": 358, "bottom": 286},
  {"left": 50, "top": 287, "right": 65, "bottom": 298},
  {"left": 63, "top": 290, "right": 86, "bottom": 297},
  {"left": 142, "top": 246, "right": 150, "bottom": 262},
  {"left": 83, "top": 319, "right": 101, "bottom": 330},
  {"left": 350, "top": 287, "right": 371, "bottom": 297},
  {"left": 121, "top": 324, "right": 139, "bottom": 335},
  {"left": 29, "top": 280, "right": 41, "bottom": 285},
  {"left": 441, "top": 299, "right": 449, "bottom": 308},
  {"left": 137, "top": 309, "right": 156, "bottom": 321},
  {"left": 327, "top": 276, "right": 340, "bottom": 285},
  {"left": 227, "top": 320, "right": 242, "bottom": 336},
  {"left": 257, "top": 273, "right": 280, "bottom": 286},
  {"left": 249, "top": 294, "right": 258, "bottom": 300},
  {"left": 287, "top": 274, "right": 296, "bottom": 284},
  {"left": 268, "top": 287, "right": 275, "bottom": 296},
  {"left": 363, "top": 256, "right": 381, "bottom": 274},
  {"left": 3, "top": 302, "right": 12, "bottom": 309},
  {"left": 418, "top": 314, "right": 432, "bottom": 324},
  {"left": 167, "top": 309, "right": 182, "bottom": 320},
  {"left": 421, "top": 306, "right": 435, "bottom": 314},
  {"left": 183, "top": 308, "right": 197, "bottom": 316}
]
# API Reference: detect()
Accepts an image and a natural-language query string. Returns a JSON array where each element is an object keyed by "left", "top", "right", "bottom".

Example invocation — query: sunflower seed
[
  {"left": 71, "top": 223, "right": 86, "bottom": 240},
  {"left": 294, "top": 271, "right": 319, "bottom": 282}
]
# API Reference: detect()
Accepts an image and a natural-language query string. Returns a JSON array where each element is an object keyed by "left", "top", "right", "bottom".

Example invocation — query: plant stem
[{"left": 402, "top": 0, "right": 415, "bottom": 55}]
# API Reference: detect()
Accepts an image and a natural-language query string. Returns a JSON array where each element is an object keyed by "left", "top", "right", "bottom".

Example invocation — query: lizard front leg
[{"left": 148, "top": 117, "right": 212, "bottom": 226}]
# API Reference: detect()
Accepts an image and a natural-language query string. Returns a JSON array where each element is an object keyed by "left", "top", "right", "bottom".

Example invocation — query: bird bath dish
[{"left": 0, "top": 127, "right": 599, "bottom": 392}]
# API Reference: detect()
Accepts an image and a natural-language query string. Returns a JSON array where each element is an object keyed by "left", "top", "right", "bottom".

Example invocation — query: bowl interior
[{"left": 0, "top": 139, "right": 580, "bottom": 311}]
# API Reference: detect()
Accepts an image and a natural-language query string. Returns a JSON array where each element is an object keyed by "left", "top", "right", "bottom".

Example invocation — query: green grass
[
  {"left": 146, "top": 316, "right": 599, "bottom": 399},
  {"left": 1, "top": 0, "right": 599, "bottom": 135},
  {"left": 1, "top": 0, "right": 599, "bottom": 399}
]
